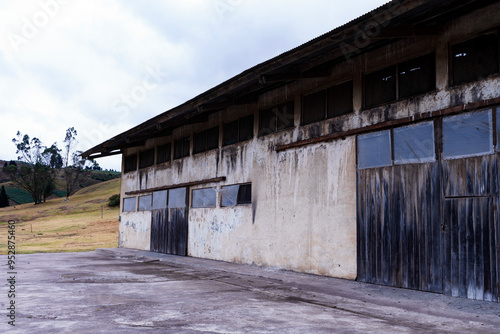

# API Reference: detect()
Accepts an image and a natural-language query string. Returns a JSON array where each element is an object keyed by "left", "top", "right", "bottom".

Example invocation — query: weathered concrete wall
[
  {"left": 116, "top": 3, "right": 500, "bottom": 278},
  {"left": 118, "top": 211, "right": 151, "bottom": 251},
  {"left": 188, "top": 136, "right": 357, "bottom": 278}
]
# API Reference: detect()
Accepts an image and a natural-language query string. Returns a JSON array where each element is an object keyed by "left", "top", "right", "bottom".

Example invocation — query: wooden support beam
[{"left": 125, "top": 176, "right": 226, "bottom": 195}]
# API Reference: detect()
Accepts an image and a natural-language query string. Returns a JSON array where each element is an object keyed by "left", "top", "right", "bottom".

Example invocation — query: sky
[{"left": 0, "top": 0, "right": 388, "bottom": 171}]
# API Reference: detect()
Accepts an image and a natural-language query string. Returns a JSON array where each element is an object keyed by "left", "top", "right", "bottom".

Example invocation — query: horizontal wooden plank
[{"left": 125, "top": 177, "right": 226, "bottom": 195}]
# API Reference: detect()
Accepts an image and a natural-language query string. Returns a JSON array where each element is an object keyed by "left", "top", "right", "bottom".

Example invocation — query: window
[
  {"left": 138, "top": 195, "right": 152, "bottom": 211},
  {"left": 399, "top": 54, "right": 436, "bottom": 99},
  {"left": 452, "top": 34, "right": 499, "bottom": 86},
  {"left": 394, "top": 122, "right": 435, "bottom": 164},
  {"left": 259, "top": 101, "right": 294, "bottom": 136},
  {"left": 152, "top": 190, "right": 168, "bottom": 210},
  {"left": 302, "top": 90, "right": 326, "bottom": 125},
  {"left": 174, "top": 136, "right": 190, "bottom": 159},
  {"left": 124, "top": 154, "right": 137, "bottom": 173},
  {"left": 139, "top": 149, "right": 155, "bottom": 169},
  {"left": 357, "top": 130, "right": 392, "bottom": 169},
  {"left": 156, "top": 143, "right": 171, "bottom": 164},
  {"left": 168, "top": 188, "right": 186, "bottom": 208},
  {"left": 193, "top": 126, "right": 219, "bottom": 154},
  {"left": 223, "top": 115, "right": 254, "bottom": 146},
  {"left": 302, "top": 81, "right": 353, "bottom": 125},
  {"left": 364, "top": 54, "right": 436, "bottom": 108},
  {"left": 123, "top": 197, "right": 136, "bottom": 212},
  {"left": 327, "top": 80, "right": 353, "bottom": 118},
  {"left": 364, "top": 66, "right": 397, "bottom": 108},
  {"left": 192, "top": 188, "right": 217, "bottom": 208},
  {"left": 443, "top": 109, "right": 493, "bottom": 159},
  {"left": 221, "top": 184, "right": 252, "bottom": 207}
]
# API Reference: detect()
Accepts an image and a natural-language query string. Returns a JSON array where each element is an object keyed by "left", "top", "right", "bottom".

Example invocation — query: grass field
[{"left": 0, "top": 178, "right": 121, "bottom": 254}]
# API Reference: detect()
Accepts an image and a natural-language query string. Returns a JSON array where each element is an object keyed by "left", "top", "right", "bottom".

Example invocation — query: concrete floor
[{"left": 3, "top": 248, "right": 500, "bottom": 333}]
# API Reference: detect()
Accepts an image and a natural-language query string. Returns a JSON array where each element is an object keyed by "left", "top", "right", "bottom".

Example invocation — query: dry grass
[{"left": 0, "top": 178, "right": 121, "bottom": 254}]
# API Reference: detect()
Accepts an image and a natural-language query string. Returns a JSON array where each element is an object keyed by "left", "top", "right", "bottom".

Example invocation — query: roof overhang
[{"left": 81, "top": 0, "right": 493, "bottom": 160}]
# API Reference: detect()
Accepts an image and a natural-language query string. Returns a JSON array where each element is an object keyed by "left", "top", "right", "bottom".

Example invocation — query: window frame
[
  {"left": 174, "top": 136, "right": 190, "bottom": 160},
  {"left": 193, "top": 126, "right": 219, "bottom": 155},
  {"left": 123, "top": 197, "right": 136, "bottom": 212},
  {"left": 139, "top": 148, "right": 155, "bottom": 169},
  {"left": 259, "top": 100, "right": 294, "bottom": 137},
  {"left": 222, "top": 115, "right": 254, "bottom": 147},
  {"left": 220, "top": 183, "right": 252, "bottom": 207},
  {"left": 124, "top": 154, "right": 138, "bottom": 173},
  {"left": 450, "top": 32, "right": 500, "bottom": 87},
  {"left": 191, "top": 187, "right": 217, "bottom": 208},
  {"left": 156, "top": 143, "right": 171, "bottom": 164}
]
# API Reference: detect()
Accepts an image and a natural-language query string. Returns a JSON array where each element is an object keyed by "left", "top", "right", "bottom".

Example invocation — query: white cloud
[{"left": 0, "top": 0, "right": 388, "bottom": 170}]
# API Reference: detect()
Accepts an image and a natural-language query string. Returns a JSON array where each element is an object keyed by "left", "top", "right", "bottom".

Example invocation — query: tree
[
  {"left": 3, "top": 132, "right": 55, "bottom": 204},
  {"left": 43, "top": 143, "right": 63, "bottom": 168},
  {"left": 61, "top": 127, "right": 88, "bottom": 200},
  {"left": 0, "top": 185, "right": 9, "bottom": 208}
]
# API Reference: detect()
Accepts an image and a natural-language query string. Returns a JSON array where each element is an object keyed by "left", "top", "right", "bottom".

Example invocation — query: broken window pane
[
  {"left": 394, "top": 122, "right": 435, "bottom": 164},
  {"left": 399, "top": 53, "right": 436, "bottom": 98},
  {"left": 364, "top": 66, "right": 397, "bottom": 108},
  {"left": 139, "top": 149, "right": 155, "bottom": 169},
  {"left": 220, "top": 185, "right": 239, "bottom": 207},
  {"left": 221, "top": 184, "right": 252, "bottom": 207},
  {"left": 452, "top": 34, "right": 499, "bottom": 86},
  {"left": 192, "top": 188, "right": 217, "bottom": 208},
  {"left": 327, "top": 81, "right": 353, "bottom": 119},
  {"left": 138, "top": 195, "right": 152, "bottom": 211},
  {"left": 168, "top": 187, "right": 186, "bottom": 208},
  {"left": 357, "top": 130, "right": 392, "bottom": 169},
  {"left": 443, "top": 109, "right": 493, "bottom": 159},
  {"left": 152, "top": 190, "right": 168, "bottom": 210},
  {"left": 156, "top": 143, "right": 171, "bottom": 164},
  {"left": 124, "top": 154, "right": 137, "bottom": 173},
  {"left": 302, "top": 89, "right": 326, "bottom": 125},
  {"left": 123, "top": 197, "right": 136, "bottom": 212}
]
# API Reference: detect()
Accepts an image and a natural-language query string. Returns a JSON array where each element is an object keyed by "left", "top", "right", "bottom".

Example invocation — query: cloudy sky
[{"left": 0, "top": 0, "right": 387, "bottom": 170}]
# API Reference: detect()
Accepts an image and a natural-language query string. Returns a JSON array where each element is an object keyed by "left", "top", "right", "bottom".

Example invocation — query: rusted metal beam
[
  {"left": 275, "top": 97, "right": 500, "bottom": 152},
  {"left": 125, "top": 176, "right": 226, "bottom": 195}
]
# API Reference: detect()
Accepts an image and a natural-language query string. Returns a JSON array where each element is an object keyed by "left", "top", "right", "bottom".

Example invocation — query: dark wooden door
[
  {"left": 357, "top": 162, "right": 442, "bottom": 293},
  {"left": 150, "top": 187, "right": 188, "bottom": 256},
  {"left": 442, "top": 155, "right": 499, "bottom": 302},
  {"left": 151, "top": 209, "right": 168, "bottom": 253}
]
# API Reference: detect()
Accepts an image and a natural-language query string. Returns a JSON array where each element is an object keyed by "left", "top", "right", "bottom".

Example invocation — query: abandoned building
[{"left": 82, "top": 0, "right": 500, "bottom": 302}]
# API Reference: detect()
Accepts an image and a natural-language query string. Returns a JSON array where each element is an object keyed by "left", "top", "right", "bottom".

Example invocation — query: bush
[{"left": 108, "top": 194, "right": 120, "bottom": 207}]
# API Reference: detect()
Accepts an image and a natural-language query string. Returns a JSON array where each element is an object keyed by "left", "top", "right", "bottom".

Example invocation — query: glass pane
[
  {"left": 138, "top": 195, "right": 152, "bottom": 211},
  {"left": 168, "top": 187, "right": 186, "bottom": 208},
  {"left": 357, "top": 130, "right": 392, "bottom": 169},
  {"left": 123, "top": 197, "right": 136, "bottom": 212},
  {"left": 152, "top": 190, "right": 168, "bottom": 210},
  {"left": 443, "top": 110, "right": 493, "bottom": 159},
  {"left": 394, "top": 122, "right": 435, "bottom": 164},
  {"left": 220, "top": 185, "right": 239, "bottom": 207},
  {"left": 192, "top": 188, "right": 217, "bottom": 208}
]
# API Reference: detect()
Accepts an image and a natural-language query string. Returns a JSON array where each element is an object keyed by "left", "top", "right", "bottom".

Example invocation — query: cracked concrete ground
[{"left": 3, "top": 248, "right": 500, "bottom": 333}]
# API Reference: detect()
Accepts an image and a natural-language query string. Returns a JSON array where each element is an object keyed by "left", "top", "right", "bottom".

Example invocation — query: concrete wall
[{"left": 117, "top": 3, "right": 500, "bottom": 279}]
